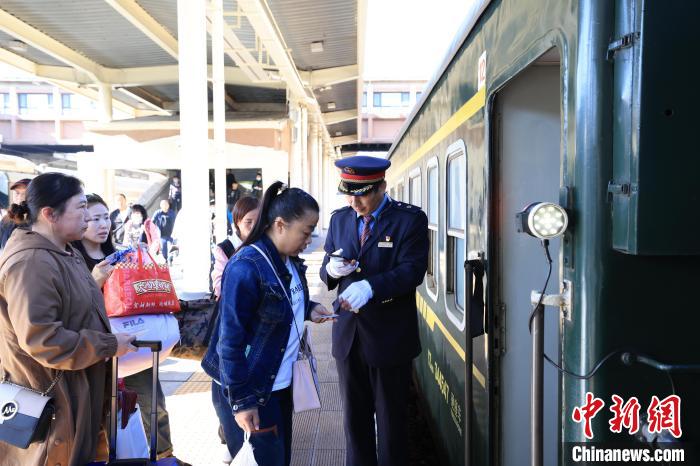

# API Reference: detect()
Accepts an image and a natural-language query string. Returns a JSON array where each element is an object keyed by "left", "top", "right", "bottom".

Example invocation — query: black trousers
[{"left": 336, "top": 334, "right": 411, "bottom": 466}]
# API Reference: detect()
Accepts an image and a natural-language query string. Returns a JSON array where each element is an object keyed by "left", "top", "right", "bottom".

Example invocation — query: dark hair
[
  {"left": 116, "top": 193, "right": 126, "bottom": 200},
  {"left": 7, "top": 172, "right": 82, "bottom": 225},
  {"left": 241, "top": 181, "right": 319, "bottom": 249},
  {"left": 86, "top": 193, "right": 108, "bottom": 209},
  {"left": 130, "top": 204, "right": 148, "bottom": 219},
  {"left": 232, "top": 196, "right": 260, "bottom": 237}
]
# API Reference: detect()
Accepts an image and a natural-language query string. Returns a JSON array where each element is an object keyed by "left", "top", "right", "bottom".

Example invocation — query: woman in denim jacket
[{"left": 202, "top": 182, "right": 333, "bottom": 465}]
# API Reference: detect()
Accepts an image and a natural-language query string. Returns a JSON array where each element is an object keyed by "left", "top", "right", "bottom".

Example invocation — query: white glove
[
  {"left": 339, "top": 280, "right": 373, "bottom": 312},
  {"left": 325, "top": 248, "right": 359, "bottom": 279}
]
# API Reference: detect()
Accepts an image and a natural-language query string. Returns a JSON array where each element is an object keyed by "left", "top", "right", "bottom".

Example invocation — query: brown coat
[{"left": 0, "top": 229, "right": 118, "bottom": 466}]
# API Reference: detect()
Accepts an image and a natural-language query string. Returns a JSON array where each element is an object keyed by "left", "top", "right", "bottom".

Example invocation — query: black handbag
[
  {"left": 170, "top": 297, "right": 219, "bottom": 360},
  {"left": 0, "top": 371, "right": 61, "bottom": 449}
]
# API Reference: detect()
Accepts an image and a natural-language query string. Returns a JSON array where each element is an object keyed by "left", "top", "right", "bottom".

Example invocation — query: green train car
[{"left": 385, "top": 0, "right": 700, "bottom": 465}]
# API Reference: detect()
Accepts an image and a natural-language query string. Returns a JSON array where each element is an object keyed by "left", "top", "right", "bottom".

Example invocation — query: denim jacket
[{"left": 201, "top": 235, "right": 318, "bottom": 413}]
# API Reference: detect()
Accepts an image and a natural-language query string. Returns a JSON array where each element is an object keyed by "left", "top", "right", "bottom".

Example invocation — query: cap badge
[{"left": 344, "top": 167, "right": 356, "bottom": 174}]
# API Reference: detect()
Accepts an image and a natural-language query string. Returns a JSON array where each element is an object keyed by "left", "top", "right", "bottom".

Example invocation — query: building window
[
  {"left": 362, "top": 92, "right": 367, "bottom": 108},
  {"left": 373, "top": 92, "right": 412, "bottom": 107},
  {"left": 426, "top": 160, "right": 439, "bottom": 295},
  {"left": 416, "top": 91, "right": 423, "bottom": 102},
  {"left": 61, "top": 94, "right": 72, "bottom": 111},
  {"left": 18, "top": 93, "right": 53, "bottom": 114},
  {"left": 446, "top": 141, "right": 466, "bottom": 327},
  {"left": 0, "top": 93, "right": 9, "bottom": 113},
  {"left": 409, "top": 170, "right": 422, "bottom": 207},
  {"left": 396, "top": 182, "right": 404, "bottom": 202}
]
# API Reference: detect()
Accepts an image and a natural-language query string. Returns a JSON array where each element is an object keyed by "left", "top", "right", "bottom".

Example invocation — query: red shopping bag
[{"left": 104, "top": 247, "right": 180, "bottom": 317}]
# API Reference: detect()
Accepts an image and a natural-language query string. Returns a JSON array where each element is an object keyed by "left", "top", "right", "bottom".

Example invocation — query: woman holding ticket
[{"left": 202, "top": 181, "right": 334, "bottom": 466}]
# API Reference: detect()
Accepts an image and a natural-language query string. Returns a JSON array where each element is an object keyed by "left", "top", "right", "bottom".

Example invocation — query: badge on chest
[{"left": 378, "top": 235, "right": 393, "bottom": 248}]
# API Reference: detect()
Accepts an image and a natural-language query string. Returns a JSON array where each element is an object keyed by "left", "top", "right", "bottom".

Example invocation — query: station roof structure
[{"left": 0, "top": 0, "right": 365, "bottom": 149}]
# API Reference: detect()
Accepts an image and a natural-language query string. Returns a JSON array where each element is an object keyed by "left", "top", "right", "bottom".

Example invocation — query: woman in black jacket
[{"left": 72, "top": 193, "right": 178, "bottom": 461}]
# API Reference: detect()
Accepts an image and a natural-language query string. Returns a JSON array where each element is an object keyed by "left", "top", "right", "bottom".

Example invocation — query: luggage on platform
[{"left": 87, "top": 340, "right": 181, "bottom": 466}]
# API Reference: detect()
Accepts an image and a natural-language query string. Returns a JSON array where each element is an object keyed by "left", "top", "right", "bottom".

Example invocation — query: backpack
[{"left": 218, "top": 238, "right": 236, "bottom": 259}]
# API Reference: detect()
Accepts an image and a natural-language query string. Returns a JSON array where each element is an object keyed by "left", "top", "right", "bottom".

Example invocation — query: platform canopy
[{"left": 0, "top": 0, "right": 365, "bottom": 149}]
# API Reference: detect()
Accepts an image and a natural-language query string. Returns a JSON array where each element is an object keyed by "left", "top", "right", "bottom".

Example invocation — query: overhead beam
[
  {"left": 0, "top": 8, "right": 103, "bottom": 82},
  {"left": 332, "top": 134, "right": 358, "bottom": 146},
  {"left": 300, "top": 65, "right": 359, "bottom": 88},
  {"left": 205, "top": 11, "right": 270, "bottom": 83},
  {"left": 116, "top": 87, "right": 171, "bottom": 115},
  {"left": 85, "top": 117, "right": 287, "bottom": 132},
  {"left": 104, "top": 0, "right": 179, "bottom": 59},
  {"left": 322, "top": 109, "right": 357, "bottom": 125},
  {"left": 43, "top": 79, "right": 138, "bottom": 118},
  {"left": 236, "top": 0, "right": 308, "bottom": 100}
]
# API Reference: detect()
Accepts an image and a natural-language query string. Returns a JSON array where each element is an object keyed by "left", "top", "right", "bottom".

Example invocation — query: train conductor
[{"left": 320, "top": 155, "right": 429, "bottom": 466}]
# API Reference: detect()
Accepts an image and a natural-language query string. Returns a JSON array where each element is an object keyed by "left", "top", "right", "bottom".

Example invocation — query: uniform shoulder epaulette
[
  {"left": 331, "top": 205, "right": 352, "bottom": 215},
  {"left": 392, "top": 201, "right": 423, "bottom": 215}
]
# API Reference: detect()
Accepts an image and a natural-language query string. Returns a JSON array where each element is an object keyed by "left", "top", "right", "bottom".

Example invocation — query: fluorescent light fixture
[
  {"left": 7, "top": 40, "right": 28, "bottom": 53},
  {"left": 327, "top": 102, "right": 336, "bottom": 110},
  {"left": 335, "top": 131, "right": 342, "bottom": 136},
  {"left": 310, "top": 41, "right": 324, "bottom": 53}
]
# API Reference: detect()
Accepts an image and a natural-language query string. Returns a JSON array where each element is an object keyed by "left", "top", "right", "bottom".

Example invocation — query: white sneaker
[{"left": 221, "top": 446, "right": 233, "bottom": 465}]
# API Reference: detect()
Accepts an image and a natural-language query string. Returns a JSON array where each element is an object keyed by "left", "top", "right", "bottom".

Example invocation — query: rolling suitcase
[{"left": 88, "top": 340, "right": 179, "bottom": 466}]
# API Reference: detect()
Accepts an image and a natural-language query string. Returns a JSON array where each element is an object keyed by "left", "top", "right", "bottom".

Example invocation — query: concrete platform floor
[{"left": 161, "top": 235, "right": 346, "bottom": 465}]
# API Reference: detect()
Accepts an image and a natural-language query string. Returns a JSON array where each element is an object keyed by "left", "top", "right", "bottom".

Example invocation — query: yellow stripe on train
[
  {"left": 390, "top": 86, "right": 486, "bottom": 180},
  {"left": 416, "top": 292, "right": 487, "bottom": 389}
]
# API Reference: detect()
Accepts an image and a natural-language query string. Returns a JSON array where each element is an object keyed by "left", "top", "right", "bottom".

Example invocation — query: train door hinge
[
  {"left": 494, "top": 303, "right": 506, "bottom": 355},
  {"left": 607, "top": 180, "right": 630, "bottom": 202},
  {"left": 607, "top": 32, "right": 640, "bottom": 60}
]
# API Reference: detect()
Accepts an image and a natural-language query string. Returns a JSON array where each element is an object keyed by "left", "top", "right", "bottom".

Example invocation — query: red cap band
[{"left": 339, "top": 171, "right": 386, "bottom": 182}]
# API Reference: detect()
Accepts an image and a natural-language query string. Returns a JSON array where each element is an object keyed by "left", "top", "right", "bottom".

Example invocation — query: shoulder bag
[{"left": 0, "top": 371, "right": 61, "bottom": 448}]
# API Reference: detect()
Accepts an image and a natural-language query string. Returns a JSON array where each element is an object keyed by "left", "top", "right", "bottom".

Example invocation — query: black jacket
[{"left": 320, "top": 199, "right": 429, "bottom": 367}]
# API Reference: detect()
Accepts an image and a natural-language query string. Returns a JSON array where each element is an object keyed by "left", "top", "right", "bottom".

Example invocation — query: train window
[
  {"left": 426, "top": 160, "right": 439, "bottom": 296},
  {"left": 446, "top": 141, "right": 466, "bottom": 327},
  {"left": 396, "top": 182, "right": 404, "bottom": 201},
  {"left": 409, "top": 168, "right": 421, "bottom": 207}
]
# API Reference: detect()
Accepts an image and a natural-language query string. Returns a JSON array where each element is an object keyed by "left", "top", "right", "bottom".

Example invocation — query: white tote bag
[
  {"left": 116, "top": 405, "right": 149, "bottom": 459},
  {"left": 109, "top": 313, "right": 180, "bottom": 377},
  {"left": 292, "top": 326, "right": 321, "bottom": 413},
  {"left": 231, "top": 432, "right": 258, "bottom": 466}
]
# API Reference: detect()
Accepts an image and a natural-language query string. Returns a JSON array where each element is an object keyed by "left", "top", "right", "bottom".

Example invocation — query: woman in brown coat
[{"left": 0, "top": 173, "right": 135, "bottom": 466}]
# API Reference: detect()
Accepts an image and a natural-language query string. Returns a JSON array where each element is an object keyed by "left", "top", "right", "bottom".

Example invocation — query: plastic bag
[
  {"left": 109, "top": 313, "right": 180, "bottom": 377},
  {"left": 231, "top": 432, "right": 258, "bottom": 466},
  {"left": 116, "top": 405, "right": 149, "bottom": 459},
  {"left": 104, "top": 246, "right": 180, "bottom": 317}
]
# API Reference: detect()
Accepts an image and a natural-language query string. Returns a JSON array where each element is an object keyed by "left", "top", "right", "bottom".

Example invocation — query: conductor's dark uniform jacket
[{"left": 320, "top": 197, "right": 429, "bottom": 367}]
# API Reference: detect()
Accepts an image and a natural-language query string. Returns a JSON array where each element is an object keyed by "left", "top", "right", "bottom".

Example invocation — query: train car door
[{"left": 491, "top": 51, "right": 562, "bottom": 466}]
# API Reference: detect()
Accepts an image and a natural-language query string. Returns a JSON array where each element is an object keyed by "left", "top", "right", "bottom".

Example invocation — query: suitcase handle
[
  {"left": 132, "top": 340, "right": 163, "bottom": 352},
  {"left": 110, "top": 340, "right": 162, "bottom": 462}
]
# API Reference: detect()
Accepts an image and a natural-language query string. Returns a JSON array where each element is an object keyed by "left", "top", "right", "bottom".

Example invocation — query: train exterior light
[{"left": 516, "top": 202, "right": 568, "bottom": 239}]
